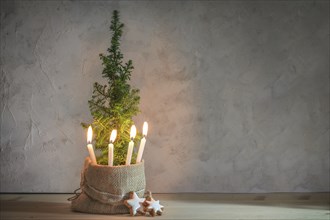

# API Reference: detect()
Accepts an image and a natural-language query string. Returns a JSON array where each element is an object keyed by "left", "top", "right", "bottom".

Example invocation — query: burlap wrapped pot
[{"left": 71, "top": 157, "right": 146, "bottom": 214}]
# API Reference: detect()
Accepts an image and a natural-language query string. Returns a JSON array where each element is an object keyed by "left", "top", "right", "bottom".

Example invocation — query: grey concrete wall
[{"left": 0, "top": 0, "right": 329, "bottom": 193}]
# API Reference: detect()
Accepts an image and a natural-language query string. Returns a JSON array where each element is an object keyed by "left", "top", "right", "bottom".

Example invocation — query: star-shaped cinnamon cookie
[
  {"left": 124, "top": 191, "right": 145, "bottom": 216},
  {"left": 146, "top": 199, "right": 164, "bottom": 216}
]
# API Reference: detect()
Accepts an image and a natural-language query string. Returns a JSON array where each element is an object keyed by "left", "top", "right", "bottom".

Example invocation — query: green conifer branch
[{"left": 83, "top": 10, "right": 141, "bottom": 165}]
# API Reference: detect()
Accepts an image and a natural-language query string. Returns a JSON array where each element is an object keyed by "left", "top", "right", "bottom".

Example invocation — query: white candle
[
  {"left": 87, "top": 126, "right": 97, "bottom": 165},
  {"left": 136, "top": 122, "right": 148, "bottom": 163},
  {"left": 126, "top": 125, "right": 136, "bottom": 165},
  {"left": 108, "top": 129, "right": 117, "bottom": 166}
]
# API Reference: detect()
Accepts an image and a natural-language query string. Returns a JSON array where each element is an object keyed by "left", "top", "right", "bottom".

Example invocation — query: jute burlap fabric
[{"left": 71, "top": 157, "right": 146, "bottom": 214}]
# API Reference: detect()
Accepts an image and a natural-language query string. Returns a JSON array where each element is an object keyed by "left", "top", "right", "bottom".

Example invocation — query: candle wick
[{"left": 130, "top": 138, "right": 134, "bottom": 141}]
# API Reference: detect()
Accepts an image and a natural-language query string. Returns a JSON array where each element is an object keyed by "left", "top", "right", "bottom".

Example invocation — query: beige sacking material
[{"left": 71, "top": 157, "right": 146, "bottom": 214}]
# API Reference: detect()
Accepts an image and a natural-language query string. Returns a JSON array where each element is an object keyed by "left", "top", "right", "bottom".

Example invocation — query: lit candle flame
[
  {"left": 130, "top": 125, "right": 136, "bottom": 140},
  {"left": 143, "top": 122, "right": 148, "bottom": 137},
  {"left": 87, "top": 126, "right": 93, "bottom": 143},
  {"left": 110, "top": 129, "right": 117, "bottom": 143}
]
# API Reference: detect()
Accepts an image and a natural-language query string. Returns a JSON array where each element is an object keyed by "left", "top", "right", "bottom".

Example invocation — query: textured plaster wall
[{"left": 0, "top": 1, "right": 329, "bottom": 193}]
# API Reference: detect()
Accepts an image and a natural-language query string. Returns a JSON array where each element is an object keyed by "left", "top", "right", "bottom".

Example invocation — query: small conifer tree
[{"left": 82, "top": 10, "right": 141, "bottom": 165}]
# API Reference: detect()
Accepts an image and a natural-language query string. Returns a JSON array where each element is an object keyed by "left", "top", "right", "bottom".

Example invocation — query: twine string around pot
[
  {"left": 67, "top": 188, "right": 81, "bottom": 201},
  {"left": 83, "top": 181, "right": 145, "bottom": 203},
  {"left": 67, "top": 186, "right": 145, "bottom": 202}
]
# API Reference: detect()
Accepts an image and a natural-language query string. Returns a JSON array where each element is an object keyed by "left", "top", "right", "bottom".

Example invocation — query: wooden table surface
[{"left": 0, "top": 193, "right": 329, "bottom": 220}]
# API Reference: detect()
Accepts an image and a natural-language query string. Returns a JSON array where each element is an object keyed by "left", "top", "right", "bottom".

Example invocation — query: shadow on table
[{"left": 0, "top": 200, "right": 73, "bottom": 214}]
